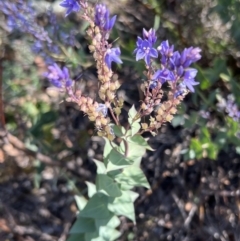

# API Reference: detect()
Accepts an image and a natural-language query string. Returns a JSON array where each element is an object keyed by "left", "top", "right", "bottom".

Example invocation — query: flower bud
[
  {"left": 95, "top": 117, "right": 101, "bottom": 126},
  {"left": 89, "top": 45, "right": 95, "bottom": 52},
  {"left": 110, "top": 83, "right": 116, "bottom": 91},
  {"left": 141, "top": 103, "right": 147, "bottom": 110},
  {"left": 165, "top": 114, "right": 173, "bottom": 122},
  {"left": 141, "top": 123, "right": 148, "bottom": 130},
  {"left": 80, "top": 104, "right": 87, "bottom": 112},
  {"left": 114, "top": 80, "right": 120, "bottom": 89},
  {"left": 95, "top": 26, "right": 100, "bottom": 34},
  {"left": 101, "top": 117, "right": 108, "bottom": 125},
  {"left": 170, "top": 107, "right": 177, "bottom": 114},
  {"left": 89, "top": 115, "right": 96, "bottom": 121}
]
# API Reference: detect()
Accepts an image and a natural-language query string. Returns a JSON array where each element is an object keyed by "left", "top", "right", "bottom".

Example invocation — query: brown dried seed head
[
  {"left": 109, "top": 83, "right": 116, "bottom": 91},
  {"left": 87, "top": 97, "right": 93, "bottom": 105},
  {"left": 95, "top": 117, "right": 102, "bottom": 126},
  {"left": 141, "top": 123, "right": 148, "bottom": 130},
  {"left": 80, "top": 104, "right": 87, "bottom": 112},
  {"left": 156, "top": 115, "right": 162, "bottom": 121},
  {"left": 165, "top": 114, "right": 173, "bottom": 122},
  {"left": 114, "top": 107, "right": 121, "bottom": 116},
  {"left": 89, "top": 45, "right": 95, "bottom": 52},
  {"left": 95, "top": 26, "right": 100, "bottom": 34},
  {"left": 141, "top": 103, "right": 147, "bottom": 110},
  {"left": 89, "top": 115, "right": 96, "bottom": 121},
  {"left": 170, "top": 107, "right": 177, "bottom": 114},
  {"left": 100, "top": 117, "right": 108, "bottom": 125},
  {"left": 157, "top": 108, "right": 164, "bottom": 115}
]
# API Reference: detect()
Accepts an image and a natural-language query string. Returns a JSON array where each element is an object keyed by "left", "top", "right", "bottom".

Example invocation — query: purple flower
[
  {"left": 134, "top": 37, "right": 158, "bottom": 66},
  {"left": 153, "top": 69, "right": 175, "bottom": 84},
  {"left": 105, "top": 47, "right": 122, "bottom": 69},
  {"left": 95, "top": 4, "right": 116, "bottom": 31},
  {"left": 31, "top": 41, "right": 43, "bottom": 54},
  {"left": 182, "top": 68, "right": 199, "bottom": 92},
  {"left": 45, "top": 63, "right": 72, "bottom": 88},
  {"left": 142, "top": 28, "right": 157, "bottom": 45},
  {"left": 174, "top": 83, "right": 188, "bottom": 98},
  {"left": 60, "top": 0, "right": 80, "bottom": 17}
]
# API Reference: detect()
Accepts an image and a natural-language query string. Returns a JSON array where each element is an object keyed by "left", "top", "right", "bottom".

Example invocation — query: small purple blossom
[
  {"left": 60, "top": 0, "right": 81, "bottom": 17},
  {"left": 182, "top": 68, "right": 199, "bottom": 92},
  {"left": 134, "top": 37, "right": 158, "bottom": 66},
  {"left": 142, "top": 28, "right": 157, "bottom": 45},
  {"left": 105, "top": 47, "right": 122, "bottom": 69},
  {"left": 153, "top": 69, "right": 175, "bottom": 84},
  {"left": 96, "top": 104, "right": 108, "bottom": 117},
  {"left": 174, "top": 83, "right": 188, "bottom": 98},
  {"left": 95, "top": 4, "right": 116, "bottom": 31},
  {"left": 217, "top": 95, "right": 240, "bottom": 121},
  {"left": 45, "top": 63, "right": 72, "bottom": 88}
]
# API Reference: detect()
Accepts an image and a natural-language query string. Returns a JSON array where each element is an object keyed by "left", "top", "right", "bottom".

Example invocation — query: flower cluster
[
  {"left": 60, "top": 0, "right": 81, "bottom": 16},
  {"left": 134, "top": 28, "right": 158, "bottom": 66},
  {"left": 133, "top": 31, "right": 201, "bottom": 133},
  {"left": 86, "top": 3, "right": 122, "bottom": 105},
  {"left": 0, "top": 0, "right": 51, "bottom": 43},
  {"left": 44, "top": 64, "right": 72, "bottom": 90},
  {"left": 217, "top": 95, "right": 240, "bottom": 121},
  {"left": 94, "top": 4, "right": 117, "bottom": 32},
  {"left": 153, "top": 41, "right": 201, "bottom": 93}
]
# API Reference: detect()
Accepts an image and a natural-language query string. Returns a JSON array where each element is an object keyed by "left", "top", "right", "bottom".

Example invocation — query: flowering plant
[{"left": 0, "top": 0, "right": 202, "bottom": 240}]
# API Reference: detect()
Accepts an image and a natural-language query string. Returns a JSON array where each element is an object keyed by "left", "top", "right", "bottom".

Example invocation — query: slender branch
[
  {"left": 122, "top": 138, "right": 129, "bottom": 157},
  {"left": 109, "top": 106, "right": 119, "bottom": 125}
]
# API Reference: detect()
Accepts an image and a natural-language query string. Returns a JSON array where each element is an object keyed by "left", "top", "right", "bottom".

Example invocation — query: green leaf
[
  {"left": 103, "top": 138, "right": 113, "bottom": 161},
  {"left": 85, "top": 232, "right": 103, "bottom": 241},
  {"left": 85, "top": 182, "right": 97, "bottom": 198},
  {"left": 75, "top": 195, "right": 87, "bottom": 211},
  {"left": 95, "top": 214, "right": 120, "bottom": 229},
  {"left": 80, "top": 193, "right": 110, "bottom": 219},
  {"left": 95, "top": 215, "right": 121, "bottom": 241},
  {"left": 96, "top": 174, "right": 122, "bottom": 197},
  {"left": 70, "top": 217, "right": 95, "bottom": 234},
  {"left": 114, "top": 165, "right": 150, "bottom": 190},
  {"left": 93, "top": 159, "right": 106, "bottom": 174},
  {"left": 131, "top": 122, "right": 141, "bottom": 136},
  {"left": 106, "top": 149, "right": 132, "bottom": 172},
  {"left": 108, "top": 190, "right": 136, "bottom": 223},
  {"left": 122, "top": 141, "right": 145, "bottom": 166},
  {"left": 67, "top": 234, "right": 85, "bottom": 241},
  {"left": 98, "top": 226, "right": 121, "bottom": 241},
  {"left": 112, "top": 125, "right": 124, "bottom": 137},
  {"left": 128, "top": 135, "right": 153, "bottom": 150},
  {"left": 128, "top": 105, "right": 139, "bottom": 124},
  {"left": 128, "top": 190, "right": 139, "bottom": 202}
]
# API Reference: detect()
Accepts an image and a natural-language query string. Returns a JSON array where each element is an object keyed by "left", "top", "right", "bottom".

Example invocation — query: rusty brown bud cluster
[{"left": 139, "top": 80, "right": 188, "bottom": 134}]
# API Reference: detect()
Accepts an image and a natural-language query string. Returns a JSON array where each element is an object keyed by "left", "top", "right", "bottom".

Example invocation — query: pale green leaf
[
  {"left": 114, "top": 165, "right": 150, "bottom": 189},
  {"left": 106, "top": 149, "right": 132, "bottom": 172},
  {"left": 95, "top": 215, "right": 120, "bottom": 229},
  {"left": 80, "top": 193, "right": 110, "bottom": 219},
  {"left": 75, "top": 195, "right": 87, "bottom": 211},
  {"left": 96, "top": 174, "right": 122, "bottom": 197},
  {"left": 108, "top": 190, "right": 136, "bottom": 223},
  {"left": 93, "top": 159, "right": 106, "bottom": 174},
  {"left": 85, "top": 182, "right": 96, "bottom": 198},
  {"left": 131, "top": 122, "right": 141, "bottom": 136},
  {"left": 128, "top": 135, "right": 153, "bottom": 150}
]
